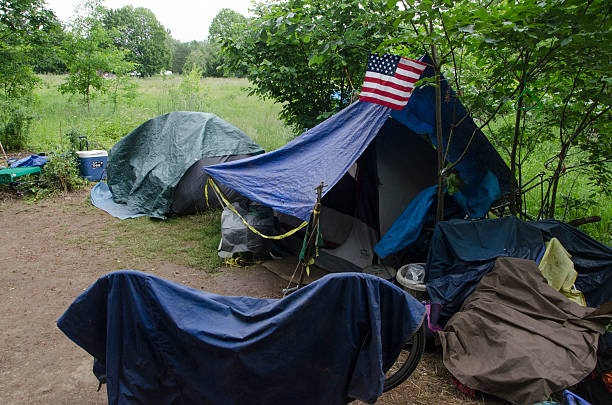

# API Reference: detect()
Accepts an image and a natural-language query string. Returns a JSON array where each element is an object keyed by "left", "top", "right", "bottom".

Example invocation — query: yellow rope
[
  {"left": 224, "top": 257, "right": 263, "bottom": 267},
  {"left": 207, "top": 178, "right": 308, "bottom": 240},
  {"left": 204, "top": 182, "right": 210, "bottom": 208}
]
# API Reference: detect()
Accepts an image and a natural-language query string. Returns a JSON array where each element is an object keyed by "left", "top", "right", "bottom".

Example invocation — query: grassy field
[
  {"left": 21, "top": 74, "right": 612, "bottom": 249},
  {"left": 30, "top": 75, "right": 293, "bottom": 153}
]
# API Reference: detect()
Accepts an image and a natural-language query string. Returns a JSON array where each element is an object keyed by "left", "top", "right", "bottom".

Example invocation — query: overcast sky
[{"left": 45, "top": 0, "right": 254, "bottom": 42}]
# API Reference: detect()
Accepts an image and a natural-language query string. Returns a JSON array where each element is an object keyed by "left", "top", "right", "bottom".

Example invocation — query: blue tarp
[
  {"left": 204, "top": 56, "right": 511, "bottom": 224},
  {"left": 531, "top": 220, "right": 612, "bottom": 308},
  {"left": 9, "top": 154, "right": 47, "bottom": 168},
  {"left": 390, "top": 55, "right": 512, "bottom": 196},
  {"left": 426, "top": 216, "right": 546, "bottom": 320},
  {"left": 205, "top": 102, "right": 390, "bottom": 221},
  {"left": 57, "top": 271, "right": 426, "bottom": 405},
  {"left": 374, "top": 185, "right": 437, "bottom": 258},
  {"left": 90, "top": 182, "right": 146, "bottom": 220},
  {"left": 425, "top": 216, "right": 612, "bottom": 322},
  {"left": 451, "top": 170, "right": 501, "bottom": 218}
]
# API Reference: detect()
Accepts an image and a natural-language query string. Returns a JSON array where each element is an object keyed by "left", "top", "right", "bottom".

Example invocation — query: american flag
[{"left": 359, "top": 53, "right": 427, "bottom": 110}]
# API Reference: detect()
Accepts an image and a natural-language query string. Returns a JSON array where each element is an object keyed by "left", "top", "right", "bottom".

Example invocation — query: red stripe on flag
[
  {"left": 360, "top": 86, "right": 410, "bottom": 102},
  {"left": 399, "top": 58, "right": 428, "bottom": 69},
  {"left": 393, "top": 72, "right": 421, "bottom": 83},
  {"left": 359, "top": 95, "right": 407, "bottom": 110},
  {"left": 397, "top": 63, "right": 427, "bottom": 75},
  {"left": 363, "top": 76, "right": 414, "bottom": 93}
]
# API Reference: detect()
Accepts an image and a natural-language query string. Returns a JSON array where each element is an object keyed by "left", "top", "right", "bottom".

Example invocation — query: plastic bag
[
  {"left": 406, "top": 263, "right": 425, "bottom": 282},
  {"left": 219, "top": 201, "right": 275, "bottom": 258}
]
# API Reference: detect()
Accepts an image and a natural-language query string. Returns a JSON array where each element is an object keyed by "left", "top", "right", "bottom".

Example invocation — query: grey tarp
[
  {"left": 439, "top": 257, "right": 612, "bottom": 405},
  {"left": 107, "top": 111, "right": 263, "bottom": 218}
]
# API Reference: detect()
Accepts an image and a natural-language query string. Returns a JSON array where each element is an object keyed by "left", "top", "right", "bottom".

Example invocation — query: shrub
[
  {"left": 158, "top": 67, "right": 207, "bottom": 113},
  {"left": 38, "top": 152, "right": 85, "bottom": 195},
  {"left": 0, "top": 99, "right": 34, "bottom": 151},
  {"left": 64, "top": 127, "right": 86, "bottom": 151}
]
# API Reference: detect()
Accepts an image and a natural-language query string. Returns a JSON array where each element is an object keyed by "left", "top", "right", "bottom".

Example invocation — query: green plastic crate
[{"left": 0, "top": 166, "right": 42, "bottom": 184}]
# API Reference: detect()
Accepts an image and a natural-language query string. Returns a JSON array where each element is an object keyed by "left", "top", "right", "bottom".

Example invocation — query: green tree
[
  {"left": 207, "top": 8, "right": 248, "bottom": 77},
  {"left": 103, "top": 6, "right": 171, "bottom": 77},
  {"left": 384, "top": 0, "right": 611, "bottom": 221},
  {"left": 209, "top": 8, "right": 248, "bottom": 42},
  {"left": 183, "top": 41, "right": 223, "bottom": 77},
  {"left": 0, "top": 0, "right": 57, "bottom": 150},
  {"left": 221, "top": 0, "right": 399, "bottom": 131},
  {"left": 0, "top": 0, "right": 57, "bottom": 97},
  {"left": 167, "top": 38, "right": 191, "bottom": 74},
  {"left": 60, "top": 0, "right": 134, "bottom": 111},
  {"left": 31, "top": 13, "right": 68, "bottom": 74}
]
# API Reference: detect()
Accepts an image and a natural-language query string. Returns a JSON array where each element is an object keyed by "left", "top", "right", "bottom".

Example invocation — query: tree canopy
[
  {"left": 382, "top": 0, "right": 611, "bottom": 217},
  {"left": 0, "top": 0, "right": 58, "bottom": 97},
  {"left": 103, "top": 5, "right": 171, "bottom": 77},
  {"left": 208, "top": 8, "right": 248, "bottom": 42},
  {"left": 60, "top": 0, "right": 134, "bottom": 111},
  {"left": 221, "top": 0, "right": 611, "bottom": 222},
  {"left": 221, "top": 0, "right": 399, "bottom": 131},
  {"left": 0, "top": 0, "right": 60, "bottom": 149}
]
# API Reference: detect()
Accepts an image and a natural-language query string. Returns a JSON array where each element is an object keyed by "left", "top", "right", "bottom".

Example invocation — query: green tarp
[{"left": 107, "top": 111, "right": 263, "bottom": 218}]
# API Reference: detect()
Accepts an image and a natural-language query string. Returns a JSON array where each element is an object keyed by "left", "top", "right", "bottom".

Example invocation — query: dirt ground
[{"left": 0, "top": 187, "right": 499, "bottom": 405}]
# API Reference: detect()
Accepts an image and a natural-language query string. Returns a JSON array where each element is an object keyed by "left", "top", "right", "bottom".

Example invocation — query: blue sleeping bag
[{"left": 57, "top": 271, "right": 425, "bottom": 405}]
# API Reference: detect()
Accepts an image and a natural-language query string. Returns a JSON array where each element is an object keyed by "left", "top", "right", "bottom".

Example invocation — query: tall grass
[
  {"left": 29, "top": 74, "right": 293, "bottom": 153},
  {"left": 519, "top": 142, "right": 611, "bottom": 245}
]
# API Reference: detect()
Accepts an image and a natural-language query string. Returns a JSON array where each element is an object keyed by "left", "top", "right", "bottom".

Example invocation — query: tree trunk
[
  {"left": 548, "top": 143, "right": 569, "bottom": 218},
  {"left": 509, "top": 55, "right": 527, "bottom": 216},
  {"left": 431, "top": 46, "right": 445, "bottom": 223}
]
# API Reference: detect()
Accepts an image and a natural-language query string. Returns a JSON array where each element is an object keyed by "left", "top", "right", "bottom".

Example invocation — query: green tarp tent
[{"left": 107, "top": 111, "right": 263, "bottom": 218}]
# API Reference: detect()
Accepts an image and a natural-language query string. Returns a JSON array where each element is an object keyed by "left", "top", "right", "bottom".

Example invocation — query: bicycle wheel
[{"left": 383, "top": 323, "right": 426, "bottom": 392}]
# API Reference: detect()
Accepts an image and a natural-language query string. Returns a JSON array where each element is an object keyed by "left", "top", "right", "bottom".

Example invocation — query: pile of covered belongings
[
  {"left": 424, "top": 216, "right": 612, "bottom": 404},
  {"left": 57, "top": 271, "right": 426, "bottom": 405},
  {"left": 439, "top": 257, "right": 611, "bottom": 404}
]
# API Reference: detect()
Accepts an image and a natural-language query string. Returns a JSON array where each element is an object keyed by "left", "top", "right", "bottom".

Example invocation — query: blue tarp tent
[{"left": 205, "top": 56, "right": 512, "bottom": 272}]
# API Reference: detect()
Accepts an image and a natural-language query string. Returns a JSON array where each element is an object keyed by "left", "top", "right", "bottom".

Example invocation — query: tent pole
[
  {"left": 283, "top": 182, "right": 324, "bottom": 296},
  {"left": 298, "top": 182, "right": 324, "bottom": 288}
]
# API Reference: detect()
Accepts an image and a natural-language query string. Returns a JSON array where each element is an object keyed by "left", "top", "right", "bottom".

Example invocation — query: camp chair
[{"left": 0, "top": 166, "right": 41, "bottom": 195}]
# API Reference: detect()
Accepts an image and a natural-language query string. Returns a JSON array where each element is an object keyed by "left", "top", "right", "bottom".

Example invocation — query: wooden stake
[{"left": 0, "top": 139, "right": 8, "bottom": 164}]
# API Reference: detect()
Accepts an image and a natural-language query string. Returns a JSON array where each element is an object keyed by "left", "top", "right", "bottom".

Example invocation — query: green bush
[
  {"left": 0, "top": 99, "right": 34, "bottom": 151},
  {"left": 64, "top": 127, "right": 86, "bottom": 151},
  {"left": 158, "top": 67, "right": 207, "bottom": 113},
  {"left": 38, "top": 152, "right": 85, "bottom": 195}
]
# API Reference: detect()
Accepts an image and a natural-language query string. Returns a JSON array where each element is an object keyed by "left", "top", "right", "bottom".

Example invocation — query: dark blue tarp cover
[
  {"left": 57, "top": 271, "right": 425, "bottom": 405},
  {"left": 426, "top": 217, "right": 612, "bottom": 321},
  {"left": 531, "top": 220, "right": 612, "bottom": 308},
  {"left": 390, "top": 55, "right": 512, "bottom": 196}
]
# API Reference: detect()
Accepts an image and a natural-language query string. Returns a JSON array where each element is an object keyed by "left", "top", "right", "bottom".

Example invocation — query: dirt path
[{"left": 0, "top": 189, "right": 492, "bottom": 404}]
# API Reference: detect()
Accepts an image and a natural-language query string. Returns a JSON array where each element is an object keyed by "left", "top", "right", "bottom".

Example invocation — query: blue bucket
[{"left": 77, "top": 150, "right": 108, "bottom": 181}]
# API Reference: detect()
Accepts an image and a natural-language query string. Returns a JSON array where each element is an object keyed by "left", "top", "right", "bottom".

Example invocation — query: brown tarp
[{"left": 439, "top": 257, "right": 612, "bottom": 404}]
